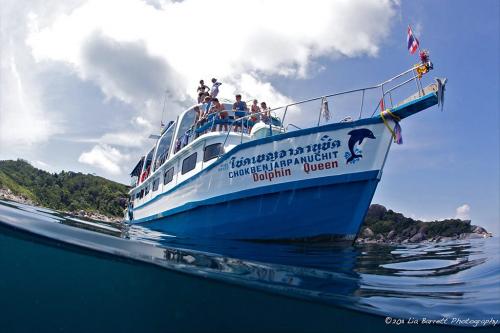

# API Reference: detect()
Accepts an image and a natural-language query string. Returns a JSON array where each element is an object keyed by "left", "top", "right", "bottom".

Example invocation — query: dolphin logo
[{"left": 346, "top": 128, "right": 376, "bottom": 164}]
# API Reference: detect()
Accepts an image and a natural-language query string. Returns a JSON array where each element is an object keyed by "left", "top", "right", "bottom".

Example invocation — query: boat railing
[
  {"left": 171, "top": 63, "right": 432, "bottom": 159},
  {"left": 275, "top": 62, "right": 432, "bottom": 126},
  {"left": 177, "top": 107, "right": 280, "bottom": 150},
  {"left": 215, "top": 62, "right": 432, "bottom": 150}
]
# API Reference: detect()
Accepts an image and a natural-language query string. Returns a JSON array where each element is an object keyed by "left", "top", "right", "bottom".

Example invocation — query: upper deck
[{"left": 128, "top": 61, "right": 443, "bottom": 208}]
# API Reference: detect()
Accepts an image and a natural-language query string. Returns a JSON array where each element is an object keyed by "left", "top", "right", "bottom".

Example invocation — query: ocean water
[{"left": 0, "top": 199, "right": 498, "bottom": 333}]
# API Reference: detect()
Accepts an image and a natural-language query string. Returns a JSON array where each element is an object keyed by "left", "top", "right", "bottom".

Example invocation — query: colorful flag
[{"left": 407, "top": 25, "right": 419, "bottom": 54}]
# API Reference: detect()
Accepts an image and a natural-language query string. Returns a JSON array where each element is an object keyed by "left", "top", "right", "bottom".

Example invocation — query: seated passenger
[
  {"left": 260, "top": 101, "right": 271, "bottom": 124},
  {"left": 248, "top": 99, "right": 260, "bottom": 133},
  {"left": 210, "top": 98, "right": 228, "bottom": 132},
  {"left": 174, "top": 138, "right": 182, "bottom": 153},
  {"left": 232, "top": 94, "right": 248, "bottom": 133},
  {"left": 181, "top": 128, "right": 192, "bottom": 147}
]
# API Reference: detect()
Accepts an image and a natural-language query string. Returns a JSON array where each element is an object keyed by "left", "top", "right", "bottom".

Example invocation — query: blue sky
[{"left": 0, "top": 0, "right": 498, "bottom": 232}]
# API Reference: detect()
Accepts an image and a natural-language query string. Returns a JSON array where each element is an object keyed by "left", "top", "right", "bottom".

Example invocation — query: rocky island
[
  {"left": 357, "top": 204, "right": 492, "bottom": 244},
  {"left": 0, "top": 159, "right": 128, "bottom": 223},
  {"left": 0, "top": 159, "right": 492, "bottom": 241}
]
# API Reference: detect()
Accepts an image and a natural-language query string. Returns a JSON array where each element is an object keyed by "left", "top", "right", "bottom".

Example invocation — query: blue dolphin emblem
[{"left": 346, "top": 128, "right": 376, "bottom": 164}]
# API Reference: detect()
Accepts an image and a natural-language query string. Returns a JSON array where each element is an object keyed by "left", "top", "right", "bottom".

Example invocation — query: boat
[{"left": 126, "top": 58, "right": 446, "bottom": 242}]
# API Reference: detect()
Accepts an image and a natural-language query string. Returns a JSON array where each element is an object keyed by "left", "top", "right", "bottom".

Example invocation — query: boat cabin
[{"left": 128, "top": 103, "right": 283, "bottom": 208}]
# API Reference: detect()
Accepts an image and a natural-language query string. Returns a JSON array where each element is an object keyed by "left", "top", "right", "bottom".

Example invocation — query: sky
[{"left": 0, "top": 0, "right": 498, "bottom": 232}]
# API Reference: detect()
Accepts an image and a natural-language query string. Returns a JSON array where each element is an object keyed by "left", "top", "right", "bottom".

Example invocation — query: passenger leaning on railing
[
  {"left": 192, "top": 96, "right": 212, "bottom": 137},
  {"left": 193, "top": 105, "right": 204, "bottom": 138},
  {"left": 202, "top": 95, "right": 212, "bottom": 114},
  {"left": 210, "top": 98, "right": 228, "bottom": 132},
  {"left": 232, "top": 94, "right": 248, "bottom": 133}
]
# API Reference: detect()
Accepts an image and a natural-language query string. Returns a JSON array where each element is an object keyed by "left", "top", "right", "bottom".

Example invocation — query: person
[
  {"left": 209, "top": 98, "right": 228, "bottom": 132},
  {"left": 197, "top": 80, "right": 209, "bottom": 94},
  {"left": 194, "top": 105, "right": 205, "bottom": 138},
  {"left": 232, "top": 94, "right": 248, "bottom": 133},
  {"left": 203, "top": 96, "right": 219, "bottom": 131},
  {"left": 197, "top": 91, "right": 205, "bottom": 104},
  {"left": 260, "top": 101, "right": 270, "bottom": 124},
  {"left": 248, "top": 99, "right": 260, "bottom": 133},
  {"left": 210, "top": 78, "right": 222, "bottom": 98},
  {"left": 194, "top": 105, "right": 202, "bottom": 123},
  {"left": 194, "top": 96, "right": 212, "bottom": 135},
  {"left": 193, "top": 106, "right": 203, "bottom": 130},
  {"left": 202, "top": 95, "right": 212, "bottom": 116},
  {"left": 197, "top": 80, "right": 209, "bottom": 103}
]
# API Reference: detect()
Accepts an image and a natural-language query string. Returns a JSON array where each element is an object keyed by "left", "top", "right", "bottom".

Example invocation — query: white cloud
[
  {"left": 30, "top": 160, "right": 53, "bottom": 172},
  {"left": 455, "top": 204, "right": 471, "bottom": 220},
  {"left": 99, "top": 132, "right": 146, "bottom": 147},
  {"left": 78, "top": 144, "right": 130, "bottom": 174},
  {"left": 134, "top": 116, "right": 152, "bottom": 128},
  {"left": 0, "top": 43, "right": 61, "bottom": 148},
  {"left": 0, "top": 0, "right": 85, "bottom": 151},
  {"left": 2, "top": 0, "right": 398, "bottom": 179},
  {"left": 26, "top": 0, "right": 398, "bottom": 123}
]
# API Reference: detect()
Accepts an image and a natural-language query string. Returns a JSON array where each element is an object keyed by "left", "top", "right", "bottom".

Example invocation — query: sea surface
[{"left": 0, "top": 199, "right": 498, "bottom": 333}]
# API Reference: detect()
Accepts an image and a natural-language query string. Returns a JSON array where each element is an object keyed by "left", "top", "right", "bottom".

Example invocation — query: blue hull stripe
[
  {"left": 132, "top": 170, "right": 380, "bottom": 224},
  {"left": 135, "top": 172, "right": 380, "bottom": 240}
]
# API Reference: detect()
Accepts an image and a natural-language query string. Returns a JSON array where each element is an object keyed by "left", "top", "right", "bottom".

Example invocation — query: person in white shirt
[{"left": 210, "top": 78, "right": 222, "bottom": 98}]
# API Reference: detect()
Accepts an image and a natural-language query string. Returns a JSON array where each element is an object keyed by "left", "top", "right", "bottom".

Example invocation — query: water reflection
[{"left": 0, "top": 199, "right": 498, "bottom": 325}]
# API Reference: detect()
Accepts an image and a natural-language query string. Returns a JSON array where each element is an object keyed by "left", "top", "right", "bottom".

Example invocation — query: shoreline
[
  {"left": 355, "top": 231, "right": 493, "bottom": 245},
  {"left": 1, "top": 187, "right": 492, "bottom": 243},
  {"left": 0, "top": 187, "right": 123, "bottom": 224},
  {"left": 356, "top": 204, "right": 492, "bottom": 245}
]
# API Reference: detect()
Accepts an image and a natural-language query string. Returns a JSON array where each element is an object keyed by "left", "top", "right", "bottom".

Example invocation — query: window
[
  {"left": 135, "top": 192, "right": 140, "bottom": 199},
  {"left": 141, "top": 148, "right": 155, "bottom": 181},
  {"left": 145, "top": 184, "right": 150, "bottom": 196},
  {"left": 140, "top": 189, "right": 144, "bottom": 199},
  {"left": 152, "top": 178, "right": 160, "bottom": 191},
  {"left": 203, "top": 143, "right": 223, "bottom": 162},
  {"left": 182, "top": 152, "right": 197, "bottom": 174},
  {"left": 164, "top": 167, "right": 174, "bottom": 185},
  {"left": 153, "top": 124, "right": 175, "bottom": 171},
  {"left": 174, "top": 108, "right": 197, "bottom": 154}
]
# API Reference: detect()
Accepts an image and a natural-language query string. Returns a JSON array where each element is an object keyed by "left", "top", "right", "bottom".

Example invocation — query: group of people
[
  {"left": 194, "top": 79, "right": 272, "bottom": 134},
  {"left": 197, "top": 78, "right": 221, "bottom": 103}
]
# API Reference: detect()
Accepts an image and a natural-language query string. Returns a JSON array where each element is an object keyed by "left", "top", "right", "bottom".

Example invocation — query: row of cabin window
[
  {"left": 134, "top": 143, "right": 223, "bottom": 201},
  {"left": 147, "top": 105, "right": 223, "bottom": 178}
]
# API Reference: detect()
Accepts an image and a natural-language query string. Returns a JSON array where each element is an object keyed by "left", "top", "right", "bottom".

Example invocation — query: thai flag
[{"left": 407, "top": 25, "right": 419, "bottom": 54}]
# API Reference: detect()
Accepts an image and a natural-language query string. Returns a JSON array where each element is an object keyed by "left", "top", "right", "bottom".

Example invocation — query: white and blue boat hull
[{"left": 131, "top": 118, "right": 395, "bottom": 241}]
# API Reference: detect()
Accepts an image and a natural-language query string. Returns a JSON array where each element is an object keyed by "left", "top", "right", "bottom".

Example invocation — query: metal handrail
[
  {"left": 194, "top": 63, "right": 432, "bottom": 157},
  {"left": 263, "top": 63, "right": 425, "bottom": 117}
]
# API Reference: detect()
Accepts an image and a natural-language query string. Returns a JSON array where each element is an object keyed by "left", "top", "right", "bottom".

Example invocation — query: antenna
[{"left": 160, "top": 89, "right": 168, "bottom": 132}]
